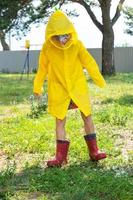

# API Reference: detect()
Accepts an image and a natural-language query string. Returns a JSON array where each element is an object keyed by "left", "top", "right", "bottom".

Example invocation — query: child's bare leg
[
  {"left": 80, "top": 112, "right": 95, "bottom": 134},
  {"left": 56, "top": 117, "right": 66, "bottom": 140},
  {"left": 80, "top": 112, "right": 106, "bottom": 161},
  {"left": 47, "top": 117, "right": 69, "bottom": 167}
]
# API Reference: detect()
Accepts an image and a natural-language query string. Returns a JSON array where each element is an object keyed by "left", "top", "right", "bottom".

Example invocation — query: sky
[{"left": 0, "top": 0, "right": 132, "bottom": 51}]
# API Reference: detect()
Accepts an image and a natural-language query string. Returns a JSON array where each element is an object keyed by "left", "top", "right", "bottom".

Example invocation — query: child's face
[{"left": 54, "top": 34, "right": 71, "bottom": 45}]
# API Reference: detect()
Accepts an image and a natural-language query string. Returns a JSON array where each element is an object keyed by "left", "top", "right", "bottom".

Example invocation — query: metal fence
[{"left": 0, "top": 47, "right": 132, "bottom": 73}]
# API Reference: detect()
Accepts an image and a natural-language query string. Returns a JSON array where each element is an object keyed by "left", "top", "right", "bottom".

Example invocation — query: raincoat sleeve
[
  {"left": 78, "top": 41, "right": 106, "bottom": 88},
  {"left": 33, "top": 44, "right": 49, "bottom": 94}
]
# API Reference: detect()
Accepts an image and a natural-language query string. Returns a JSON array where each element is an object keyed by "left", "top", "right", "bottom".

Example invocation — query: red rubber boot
[
  {"left": 47, "top": 140, "right": 70, "bottom": 167},
  {"left": 84, "top": 134, "right": 106, "bottom": 161}
]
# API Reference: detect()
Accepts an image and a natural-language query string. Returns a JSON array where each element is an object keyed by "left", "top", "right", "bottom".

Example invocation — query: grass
[{"left": 0, "top": 73, "right": 133, "bottom": 200}]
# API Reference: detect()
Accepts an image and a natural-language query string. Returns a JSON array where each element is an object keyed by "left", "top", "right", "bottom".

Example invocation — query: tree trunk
[
  {"left": 102, "top": 24, "right": 115, "bottom": 75},
  {"left": 0, "top": 31, "right": 10, "bottom": 51},
  {"left": 101, "top": 1, "right": 115, "bottom": 75}
]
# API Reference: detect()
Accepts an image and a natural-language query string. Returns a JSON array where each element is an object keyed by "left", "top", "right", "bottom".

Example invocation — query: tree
[
  {"left": 0, "top": 0, "right": 55, "bottom": 51},
  {"left": 33, "top": 0, "right": 126, "bottom": 75},
  {"left": 0, "top": 0, "right": 35, "bottom": 50},
  {"left": 124, "top": 6, "right": 133, "bottom": 36}
]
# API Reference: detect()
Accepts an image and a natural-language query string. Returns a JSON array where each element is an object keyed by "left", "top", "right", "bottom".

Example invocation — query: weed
[{"left": 28, "top": 94, "right": 48, "bottom": 118}]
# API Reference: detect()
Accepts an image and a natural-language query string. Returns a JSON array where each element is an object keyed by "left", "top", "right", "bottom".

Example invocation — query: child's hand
[{"left": 34, "top": 93, "right": 42, "bottom": 98}]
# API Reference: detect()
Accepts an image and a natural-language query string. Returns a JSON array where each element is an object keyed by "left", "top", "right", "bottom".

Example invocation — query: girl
[{"left": 34, "top": 10, "right": 106, "bottom": 167}]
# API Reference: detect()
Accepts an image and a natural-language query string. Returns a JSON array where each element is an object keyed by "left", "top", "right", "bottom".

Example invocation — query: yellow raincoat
[{"left": 34, "top": 10, "right": 106, "bottom": 119}]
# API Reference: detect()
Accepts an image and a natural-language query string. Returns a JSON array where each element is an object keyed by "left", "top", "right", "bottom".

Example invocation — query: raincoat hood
[{"left": 45, "top": 10, "right": 78, "bottom": 49}]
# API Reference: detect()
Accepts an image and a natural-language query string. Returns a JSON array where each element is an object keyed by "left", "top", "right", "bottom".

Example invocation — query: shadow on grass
[
  {"left": 101, "top": 94, "right": 133, "bottom": 106},
  {"left": 0, "top": 160, "right": 133, "bottom": 200},
  {"left": 0, "top": 75, "right": 33, "bottom": 106}
]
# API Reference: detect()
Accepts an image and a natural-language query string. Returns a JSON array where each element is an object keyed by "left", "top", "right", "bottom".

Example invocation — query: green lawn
[{"left": 0, "top": 73, "right": 133, "bottom": 200}]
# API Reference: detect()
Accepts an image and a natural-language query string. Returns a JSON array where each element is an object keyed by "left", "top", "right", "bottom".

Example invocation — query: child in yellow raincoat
[{"left": 34, "top": 10, "right": 107, "bottom": 167}]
